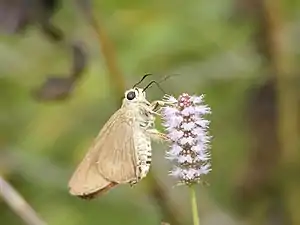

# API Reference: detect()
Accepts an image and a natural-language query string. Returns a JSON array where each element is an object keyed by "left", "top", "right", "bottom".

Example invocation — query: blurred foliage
[{"left": 0, "top": 1, "right": 300, "bottom": 225}]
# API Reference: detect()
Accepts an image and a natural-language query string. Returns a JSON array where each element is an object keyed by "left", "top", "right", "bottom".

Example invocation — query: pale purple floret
[{"left": 162, "top": 93, "right": 212, "bottom": 185}]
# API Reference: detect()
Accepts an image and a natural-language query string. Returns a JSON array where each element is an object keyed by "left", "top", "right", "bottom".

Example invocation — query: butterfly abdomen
[{"left": 134, "top": 128, "right": 152, "bottom": 181}]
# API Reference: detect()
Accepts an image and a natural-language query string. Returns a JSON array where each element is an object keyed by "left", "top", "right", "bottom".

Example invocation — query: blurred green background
[{"left": 0, "top": 1, "right": 299, "bottom": 225}]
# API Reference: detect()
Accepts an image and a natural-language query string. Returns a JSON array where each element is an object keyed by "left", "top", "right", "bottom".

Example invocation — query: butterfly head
[{"left": 123, "top": 88, "right": 147, "bottom": 105}]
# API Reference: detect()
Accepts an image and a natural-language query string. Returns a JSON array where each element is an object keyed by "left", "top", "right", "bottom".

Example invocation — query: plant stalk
[{"left": 190, "top": 185, "right": 200, "bottom": 225}]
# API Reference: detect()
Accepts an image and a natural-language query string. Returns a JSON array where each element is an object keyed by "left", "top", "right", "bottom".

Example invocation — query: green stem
[{"left": 190, "top": 185, "right": 200, "bottom": 225}]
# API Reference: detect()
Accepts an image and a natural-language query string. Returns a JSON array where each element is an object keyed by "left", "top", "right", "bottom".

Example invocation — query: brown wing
[
  {"left": 68, "top": 158, "right": 117, "bottom": 198},
  {"left": 68, "top": 108, "right": 137, "bottom": 197},
  {"left": 95, "top": 109, "right": 137, "bottom": 183}
]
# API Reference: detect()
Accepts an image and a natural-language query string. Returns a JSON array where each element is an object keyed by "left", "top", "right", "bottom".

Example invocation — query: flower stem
[{"left": 190, "top": 185, "right": 200, "bottom": 225}]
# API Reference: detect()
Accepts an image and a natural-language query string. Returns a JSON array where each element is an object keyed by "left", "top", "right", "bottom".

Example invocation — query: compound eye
[{"left": 126, "top": 91, "right": 136, "bottom": 100}]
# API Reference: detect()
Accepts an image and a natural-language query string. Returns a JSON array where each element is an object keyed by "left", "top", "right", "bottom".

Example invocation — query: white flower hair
[{"left": 162, "top": 93, "right": 212, "bottom": 185}]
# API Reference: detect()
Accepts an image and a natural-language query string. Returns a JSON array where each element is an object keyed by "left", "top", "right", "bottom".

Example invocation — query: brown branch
[
  {"left": 76, "top": 0, "right": 125, "bottom": 100},
  {"left": 234, "top": 0, "right": 299, "bottom": 224},
  {"left": 147, "top": 174, "right": 185, "bottom": 225},
  {"left": 261, "top": 1, "right": 300, "bottom": 225},
  {"left": 235, "top": 0, "right": 299, "bottom": 224},
  {"left": 0, "top": 175, "right": 47, "bottom": 225}
]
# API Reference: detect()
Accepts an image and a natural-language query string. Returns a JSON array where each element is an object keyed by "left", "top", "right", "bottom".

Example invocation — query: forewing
[
  {"left": 95, "top": 109, "right": 137, "bottom": 183},
  {"left": 68, "top": 108, "right": 137, "bottom": 197},
  {"left": 68, "top": 109, "right": 127, "bottom": 196}
]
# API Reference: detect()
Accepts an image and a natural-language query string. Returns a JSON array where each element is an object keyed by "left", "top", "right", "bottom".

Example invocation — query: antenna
[
  {"left": 133, "top": 73, "right": 152, "bottom": 88},
  {"left": 142, "top": 74, "right": 180, "bottom": 93}
]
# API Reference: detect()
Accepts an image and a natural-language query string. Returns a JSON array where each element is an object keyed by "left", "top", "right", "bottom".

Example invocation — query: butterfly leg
[
  {"left": 150, "top": 97, "right": 177, "bottom": 113},
  {"left": 150, "top": 100, "right": 166, "bottom": 113},
  {"left": 142, "top": 103, "right": 162, "bottom": 116},
  {"left": 147, "top": 128, "right": 170, "bottom": 143}
]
